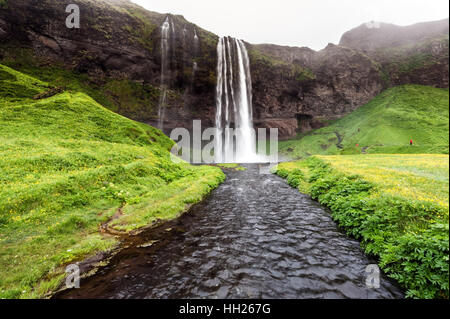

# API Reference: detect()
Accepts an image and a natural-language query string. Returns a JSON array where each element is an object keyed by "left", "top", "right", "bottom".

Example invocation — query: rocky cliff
[
  {"left": 248, "top": 43, "right": 385, "bottom": 137},
  {"left": 0, "top": 0, "right": 219, "bottom": 132},
  {"left": 0, "top": 0, "right": 448, "bottom": 138}
]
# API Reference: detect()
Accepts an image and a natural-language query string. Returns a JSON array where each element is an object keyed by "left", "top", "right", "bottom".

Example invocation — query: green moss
[
  {"left": 293, "top": 64, "right": 316, "bottom": 81},
  {"left": 120, "top": 5, "right": 165, "bottom": 52},
  {"left": 248, "top": 47, "right": 290, "bottom": 67},
  {"left": 380, "top": 70, "right": 391, "bottom": 87},
  {"left": 0, "top": 63, "right": 48, "bottom": 99},
  {"left": 388, "top": 53, "right": 434, "bottom": 74},
  {"left": 101, "top": 79, "right": 160, "bottom": 117},
  {"left": 378, "top": 34, "right": 449, "bottom": 76},
  {"left": 0, "top": 82, "right": 40, "bottom": 99},
  {"left": 248, "top": 47, "right": 316, "bottom": 82},
  {"left": 0, "top": 69, "right": 15, "bottom": 81}
]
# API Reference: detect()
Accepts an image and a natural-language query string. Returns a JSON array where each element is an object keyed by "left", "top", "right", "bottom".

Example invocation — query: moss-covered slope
[
  {"left": 280, "top": 85, "right": 449, "bottom": 158},
  {"left": 0, "top": 64, "right": 224, "bottom": 298}
]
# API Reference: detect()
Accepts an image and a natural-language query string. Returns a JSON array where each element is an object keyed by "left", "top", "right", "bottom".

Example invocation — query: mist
[{"left": 130, "top": 0, "right": 449, "bottom": 50}]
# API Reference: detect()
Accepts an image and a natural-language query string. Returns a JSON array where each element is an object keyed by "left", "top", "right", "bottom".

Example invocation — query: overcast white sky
[{"left": 131, "top": 0, "right": 449, "bottom": 50}]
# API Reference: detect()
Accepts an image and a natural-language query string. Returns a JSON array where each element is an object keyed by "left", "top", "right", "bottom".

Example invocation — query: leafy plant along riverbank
[{"left": 276, "top": 155, "right": 449, "bottom": 298}]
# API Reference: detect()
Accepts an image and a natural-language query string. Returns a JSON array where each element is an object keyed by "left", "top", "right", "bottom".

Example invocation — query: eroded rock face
[
  {"left": 339, "top": 19, "right": 449, "bottom": 89},
  {"left": 249, "top": 43, "right": 385, "bottom": 136},
  {"left": 340, "top": 19, "right": 449, "bottom": 52},
  {"left": 0, "top": 0, "right": 448, "bottom": 138}
]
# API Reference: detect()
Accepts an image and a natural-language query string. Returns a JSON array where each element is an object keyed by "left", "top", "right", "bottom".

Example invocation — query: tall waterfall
[
  {"left": 158, "top": 16, "right": 173, "bottom": 130},
  {"left": 215, "top": 37, "right": 258, "bottom": 163}
]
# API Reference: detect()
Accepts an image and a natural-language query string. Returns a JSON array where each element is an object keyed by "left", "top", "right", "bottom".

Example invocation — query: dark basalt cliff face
[
  {"left": 1, "top": 0, "right": 448, "bottom": 138},
  {"left": 0, "top": 0, "right": 219, "bottom": 132}
]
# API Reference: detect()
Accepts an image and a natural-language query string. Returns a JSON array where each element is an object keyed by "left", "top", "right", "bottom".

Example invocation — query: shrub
[{"left": 286, "top": 169, "right": 304, "bottom": 188}]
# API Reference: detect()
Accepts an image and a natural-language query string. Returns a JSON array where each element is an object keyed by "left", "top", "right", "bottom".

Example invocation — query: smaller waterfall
[
  {"left": 194, "top": 28, "right": 199, "bottom": 42},
  {"left": 193, "top": 28, "right": 199, "bottom": 58},
  {"left": 192, "top": 28, "right": 199, "bottom": 77},
  {"left": 215, "top": 37, "right": 260, "bottom": 163},
  {"left": 158, "top": 17, "right": 173, "bottom": 130}
]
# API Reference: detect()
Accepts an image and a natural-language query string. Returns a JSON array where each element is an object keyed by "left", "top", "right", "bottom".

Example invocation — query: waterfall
[
  {"left": 194, "top": 28, "right": 199, "bottom": 43},
  {"left": 192, "top": 28, "right": 199, "bottom": 77},
  {"left": 158, "top": 16, "right": 172, "bottom": 130},
  {"left": 215, "top": 37, "right": 259, "bottom": 163}
]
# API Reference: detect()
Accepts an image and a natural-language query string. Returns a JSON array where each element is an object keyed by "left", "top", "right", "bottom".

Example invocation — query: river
[{"left": 57, "top": 164, "right": 403, "bottom": 299}]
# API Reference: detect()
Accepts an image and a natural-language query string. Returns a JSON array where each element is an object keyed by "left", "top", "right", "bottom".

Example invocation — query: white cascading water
[
  {"left": 158, "top": 17, "right": 172, "bottom": 130},
  {"left": 193, "top": 28, "right": 199, "bottom": 76},
  {"left": 215, "top": 37, "right": 259, "bottom": 163},
  {"left": 194, "top": 28, "right": 199, "bottom": 43}
]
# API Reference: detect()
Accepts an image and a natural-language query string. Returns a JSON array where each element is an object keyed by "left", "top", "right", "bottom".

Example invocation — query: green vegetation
[
  {"left": 121, "top": 5, "right": 162, "bottom": 52},
  {"left": 377, "top": 34, "right": 449, "bottom": 82},
  {"left": 217, "top": 163, "right": 247, "bottom": 171},
  {"left": 293, "top": 64, "right": 316, "bottom": 81},
  {"left": 319, "top": 155, "right": 449, "bottom": 207},
  {"left": 247, "top": 47, "right": 316, "bottom": 82},
  {"left": 277, "top": 83, "right": 449, "bottom": 298},
  {"left": 0, "top": 64, "right": 225, "bottom": 298},
  {"left": 0, "top": 0, "right": 7, "bottom": 9},
  {"left": 247, "top": 47, "right": 291, "bottom": 67},
  {"left": 276, "top": 155, "right": 449, "bottom": 299},
  {"left": 280, "top": 85, "right": 449, "bottom": 158}
]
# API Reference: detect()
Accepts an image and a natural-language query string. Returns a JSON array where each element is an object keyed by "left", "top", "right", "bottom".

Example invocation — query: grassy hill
[
  {"left": 0, "top": 64, "right": 224, "bottom": 298},
  {"left": 280, "top": 85, "right": 449, "bottom": 158}
]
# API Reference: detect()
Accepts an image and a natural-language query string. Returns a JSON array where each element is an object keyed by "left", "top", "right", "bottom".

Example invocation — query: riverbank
[
  {"left": 0, "top": 64, "right": 225, "bottom": 298},
  {"left": 276, "top": 155, "right": 449, "bottom": 298}
]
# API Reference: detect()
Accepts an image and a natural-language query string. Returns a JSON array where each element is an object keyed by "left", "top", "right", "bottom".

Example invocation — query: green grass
[
  {"left": 0, "top": 64, "right": 225, "bottom": 298},
  {"left": 217, "top": 163, "right": 247, "bottom": 171},
  {"left": 280, "top": 85, "right": 449, "bottom": 158},
  {"left": 276, "top": 155, "right": 449, "bottom": 298},
  {"left": 318, "top": 154, "right": 449, "bottom": 208}
]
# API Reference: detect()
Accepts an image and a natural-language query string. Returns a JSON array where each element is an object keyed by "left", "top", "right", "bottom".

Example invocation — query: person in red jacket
[{"left": 410, "top": 139, "right": 413, "bottom": 146}]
